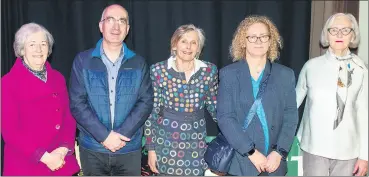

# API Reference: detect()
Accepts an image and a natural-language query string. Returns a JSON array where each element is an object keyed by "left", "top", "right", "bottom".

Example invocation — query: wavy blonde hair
[{"left": 230, "top": 15, "right": 283, "bottom": 62}]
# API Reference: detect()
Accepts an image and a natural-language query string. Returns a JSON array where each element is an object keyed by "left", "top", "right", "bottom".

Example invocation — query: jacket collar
[{"left": 91, "top": 38, "right": 136, "bottom": 60}]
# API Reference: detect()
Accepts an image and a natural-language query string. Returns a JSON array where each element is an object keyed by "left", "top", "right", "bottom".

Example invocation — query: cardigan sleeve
[
  {"left": 144, "top": 65, "right": 162, "bottom": 151},
  {"left": 295, "top": 62, "right": 308, "bottom": 108},
  {"left": 356, "top": 68, "right": 368, "bottom": 161},
  {"left": 205, "top": 64, "right": 218, "bottom": 122}
]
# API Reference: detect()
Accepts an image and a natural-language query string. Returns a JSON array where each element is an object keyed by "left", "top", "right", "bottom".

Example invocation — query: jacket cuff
[
  {"left": 240, "top": 142, "right": 256, "bottom": 157},
  {"left": 34, "top": 148, "right": 48, "bottom": 163},
  {"left": 59, "top": 142, "right": 74, "bottom": 156},
  {"left": 94, "top": 129, "right": 111, "bottom": 143},
  {"left": 271, "top": 144, "right": 288, "bottom": 160},
  {"left": 145, "top": 143, "right": 156, "bottom": 151}
]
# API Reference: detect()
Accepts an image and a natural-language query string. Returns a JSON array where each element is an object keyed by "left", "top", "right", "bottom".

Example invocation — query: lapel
[
  {"left": 260, "top": 61, "right": 275, "bottom": 127},
  {"left": 237, "top": 59, "right": 275, "bottom": 126},
  {"left": 13, "top": 58, "right": 58, "bottom": 101},
  {"left": 237, "top": 60, "right": 255, "bottom": 109}
]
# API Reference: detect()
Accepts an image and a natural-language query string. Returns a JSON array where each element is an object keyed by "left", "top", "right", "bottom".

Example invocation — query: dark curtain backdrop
[{"left": 1, "top": 0, "right": 311, "bottom": 174}]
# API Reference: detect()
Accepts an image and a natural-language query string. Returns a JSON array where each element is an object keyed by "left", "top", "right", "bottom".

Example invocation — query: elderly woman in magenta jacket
[{"left": 1, "top": 23, "right": 80, "bottom": 175}]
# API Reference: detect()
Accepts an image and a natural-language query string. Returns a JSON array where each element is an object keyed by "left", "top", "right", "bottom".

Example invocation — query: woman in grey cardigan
[
  {"left": 296, "top": 13, "right": 368, "bottom": 176},
  {"left": 217, "top": 15, "right": 298, "bottom": 176}
]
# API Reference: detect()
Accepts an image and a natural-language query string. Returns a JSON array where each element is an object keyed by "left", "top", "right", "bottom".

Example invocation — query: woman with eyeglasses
[
  {"left": 216, "top": 15, "right": 298, "bottom": 176},
  {"left": 296, "top": 13, "right": 368, "bottom": 176}
]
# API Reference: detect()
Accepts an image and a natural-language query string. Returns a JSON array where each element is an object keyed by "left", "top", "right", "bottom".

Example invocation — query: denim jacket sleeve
[
  {"left": 115, "top": 61, "right": 154, "bottom": 138},
  {"left": 217, "top": 68, "right": 255, "bottom": 156},
  {"left": 69, "top": 54, "right": 110, "bottom": 143}
]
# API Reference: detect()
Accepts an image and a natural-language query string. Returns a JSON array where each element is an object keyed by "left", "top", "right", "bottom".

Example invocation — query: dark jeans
[{"left": 79, "top": 146, "right": 141, "bottom": 176}]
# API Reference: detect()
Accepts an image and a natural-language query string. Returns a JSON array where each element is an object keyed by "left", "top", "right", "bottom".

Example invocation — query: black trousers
[{"left": 79, "top": 146, "right": 141, "bottom": 176}]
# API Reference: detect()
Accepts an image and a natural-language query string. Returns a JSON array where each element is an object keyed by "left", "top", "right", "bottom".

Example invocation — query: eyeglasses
[
  {"left": 246, "top": 35, "right": 270, "bottom": 43},
  {"left": 327, "top": 27, "right": 353, "bottom": 36},
  {"left": 101, "top": 16, "right": 128, "bottom": 25}
]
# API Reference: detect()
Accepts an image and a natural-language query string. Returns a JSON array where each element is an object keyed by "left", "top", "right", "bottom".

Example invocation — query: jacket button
[
  {"left": 271, "top": 126, "right": 275, "bottom": 130},
  {"left": 56, "top": 108, "right": 60, "bottom": 112},
  {"left": 53, "top": 93, "right": 58, "bottom": 98},
  {"left": 55, "top": 124, "right": 60, "bottom": 130}
]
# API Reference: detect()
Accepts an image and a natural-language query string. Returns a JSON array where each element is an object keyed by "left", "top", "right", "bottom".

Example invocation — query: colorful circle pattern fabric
[{"left": 144, "top": 60, "right": 218, "bottom": 176}]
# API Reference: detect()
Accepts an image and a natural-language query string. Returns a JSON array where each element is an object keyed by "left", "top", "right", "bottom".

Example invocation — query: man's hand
[
  {"left": 353, "top": 159, "right": 368, "bottom": 176},
  {"left": 248, "top": 149, "right": 268, "bottom": 173},
  {"left": 102, "top": 131, "right": 131, "bottom": 152},
  {"left": 265, "top": 151, "right": 282, "bottom": 173}
]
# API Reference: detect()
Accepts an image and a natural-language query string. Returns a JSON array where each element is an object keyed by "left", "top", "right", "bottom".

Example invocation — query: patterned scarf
[
  {"left": 22, "top": 59, "right": 47, "bottom": 82},
  {"left": 329, "top": 49, "right": 354, "bottom": 130}
]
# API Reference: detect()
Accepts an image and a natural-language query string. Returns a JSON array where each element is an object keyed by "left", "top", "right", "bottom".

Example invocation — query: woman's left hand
[
  {"left": 51, "top": 147, "right": 69, "bottom": 159},
  {"left": 265, "top": 151, "right": 282, "bottom": 173},
  {"left": 353, "top": 159, "right": 368, "bottom": 176}
]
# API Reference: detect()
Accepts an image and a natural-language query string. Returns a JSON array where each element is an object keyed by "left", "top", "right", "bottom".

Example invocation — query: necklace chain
[{"left": 175, "top": 60, "right": 195, "bottom": 82}]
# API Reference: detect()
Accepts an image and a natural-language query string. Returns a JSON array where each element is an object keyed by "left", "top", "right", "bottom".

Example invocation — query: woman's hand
[
  {"left": 248, "top": 149, "right": 268, "bottom": 173},
  {"left": 353, "top": 159, "right": 368, "bottom": 176},
  {"left": 265, "top": 151, "right": 282, "bottom": 173},
  {"left": 40, "top": 152, "right": 65, "bottom": 171},
  {"left": 51, "top": 147, "right": 69, "bottom": 158},
  {"left": 148, "top": 150, "right": 159, "bottom": 174}
]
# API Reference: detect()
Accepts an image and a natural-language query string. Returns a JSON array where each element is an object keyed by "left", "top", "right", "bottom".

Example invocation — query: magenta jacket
[{"left": 1, "top": 58, "right": 80, "bottom": 176}]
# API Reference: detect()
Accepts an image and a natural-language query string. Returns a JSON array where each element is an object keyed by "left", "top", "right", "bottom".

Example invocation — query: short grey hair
[
  {"left": 170, "top": 24, "right": 206, "bottom": 59},
  {"left": 100, "top": 4, "right": 130, "bottom": 24},
  {"left": 13, "top": 22, "right": 54, "bottom": 58},
  {"left": 320, "top": 13, "right": 360, "bottom": 48}
]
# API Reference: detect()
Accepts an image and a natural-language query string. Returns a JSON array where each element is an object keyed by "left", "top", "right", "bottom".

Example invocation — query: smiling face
[
  {"left": 245, "top": 22, "right": 270, "bottom": 58},
  {"left": 99, "top": 5, "right": 130, "bottom": 45},
  {"left": 22, "top": 31, "right": 49, "bottom": 70},
  {"left": 172, "top": 30, "right": 200, "bottom": 62},
  {"left": 327, "top": 15, "right": 354, "bottom": 51}
]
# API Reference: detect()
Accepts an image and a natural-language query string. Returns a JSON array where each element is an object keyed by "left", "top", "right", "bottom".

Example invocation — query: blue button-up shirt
[{"left": 100, "top": 44, "right": 124, "bottom": 128}]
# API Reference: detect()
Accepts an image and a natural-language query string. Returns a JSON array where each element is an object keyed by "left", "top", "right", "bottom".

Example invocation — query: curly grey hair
[{"left": 13, "top": 22, "right": 54, "bottom": 58}]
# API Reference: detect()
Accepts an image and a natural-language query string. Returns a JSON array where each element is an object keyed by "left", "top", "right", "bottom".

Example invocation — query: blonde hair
[
  {"left": 320, "top": 13, "right": 360, "bottom": 48},
  {"left": 170, "top": 24, "right": 205, "bottom": 59},
  {"left": 230, "top": 15, "right": 283, "bottom": 62}
]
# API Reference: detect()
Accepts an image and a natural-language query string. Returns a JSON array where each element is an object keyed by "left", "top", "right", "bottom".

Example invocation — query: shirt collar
[
  {"left": 100, "top": 43, "right": 125, "bottom": 64},
  {"left": 167, "top": 56, "right": 207, "bottom": 73}
]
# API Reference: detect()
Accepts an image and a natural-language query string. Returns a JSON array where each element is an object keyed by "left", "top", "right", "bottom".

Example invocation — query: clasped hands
[
  {"left": 40, "top": 147, "right": 69, "bottom": 171},
  {"left": 248, "top": 149, "right": 282, "bottom": 174},
  {"left": 101, "top": 131, "right": 131, "bottom": 152}
]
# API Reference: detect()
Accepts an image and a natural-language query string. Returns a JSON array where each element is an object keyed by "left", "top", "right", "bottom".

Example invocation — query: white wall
[{"left": 358, "top": 1, "right": 368, "bottom": 67}]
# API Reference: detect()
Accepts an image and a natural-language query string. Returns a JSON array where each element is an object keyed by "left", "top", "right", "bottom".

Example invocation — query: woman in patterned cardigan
[{"left": 144, "top": 24, "right": 218, "bottom": 176}]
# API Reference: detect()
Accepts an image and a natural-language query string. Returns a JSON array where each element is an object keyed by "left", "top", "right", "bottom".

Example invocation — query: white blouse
[{"left": 296, "top": 50, "right": 368, "bottom": 161}]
